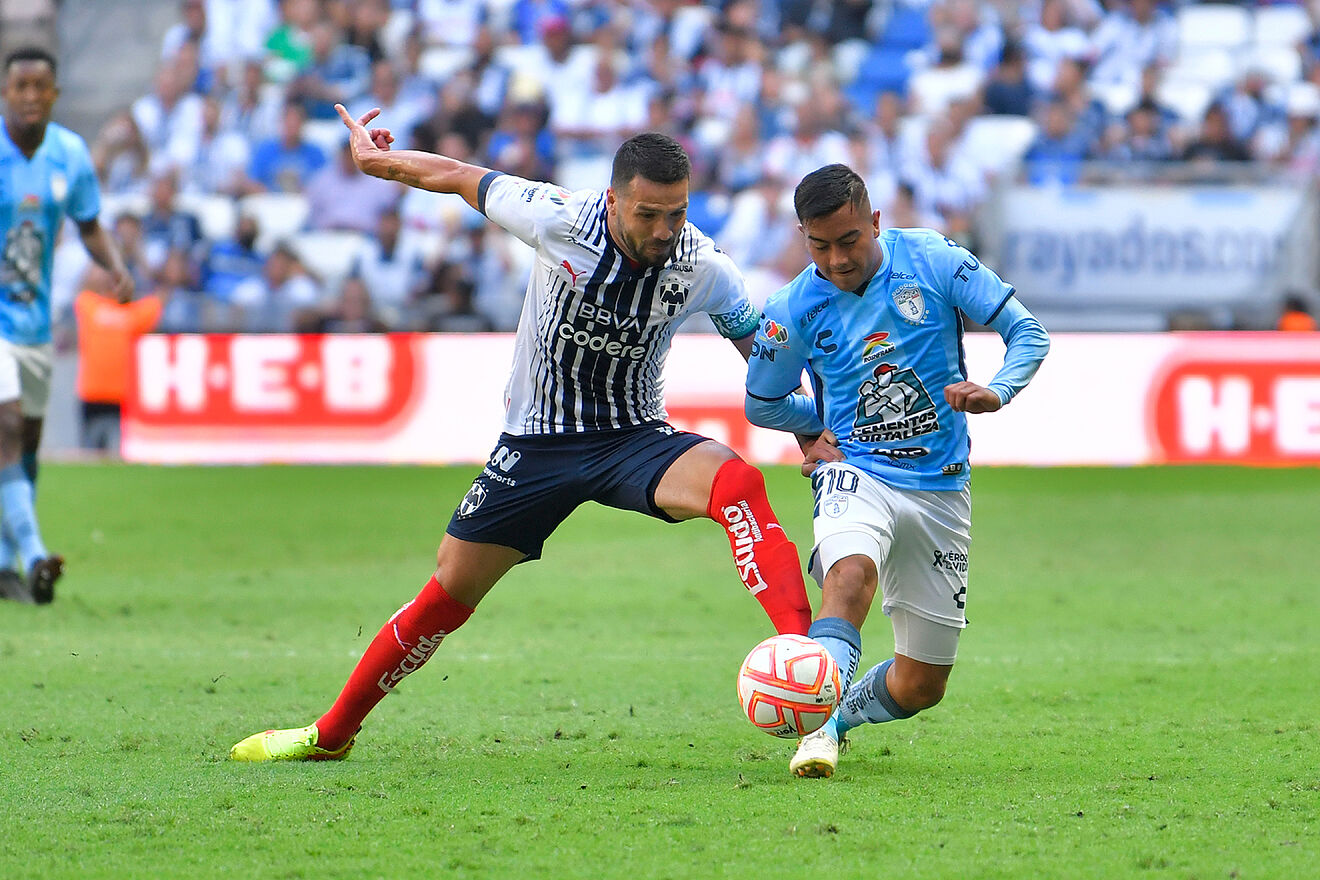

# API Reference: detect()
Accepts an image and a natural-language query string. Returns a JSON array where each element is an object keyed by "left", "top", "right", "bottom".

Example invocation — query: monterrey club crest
[
  {"left": 658, "top": 277, "right": 691, "bottom": 316},
  {"left": 458, "top": 481, "right": 488, "bottom": 517},
  {"left": 891, "top": 283, "right": 927, "bottom": 325}
]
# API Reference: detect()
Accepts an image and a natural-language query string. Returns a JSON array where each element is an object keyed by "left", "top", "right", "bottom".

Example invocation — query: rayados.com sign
[{"left": 992, "top": 186, "right": 1304, "bottom": 304}]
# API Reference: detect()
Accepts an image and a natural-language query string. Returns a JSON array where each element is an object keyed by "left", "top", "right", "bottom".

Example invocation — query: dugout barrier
[{"left": 119, "top": 332, "right": 1320, "bottom": 467}]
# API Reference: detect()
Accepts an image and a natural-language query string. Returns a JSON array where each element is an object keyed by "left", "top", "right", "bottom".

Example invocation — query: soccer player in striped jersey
[
  {"left": 743, "top": 164, "right": 1049, "bottom": 777},
  {"left": 0, "top": 47, "right": 133, "bottom": 605},
  {"left": 230, "top": 105, "right": 814, "bottom": 761}
]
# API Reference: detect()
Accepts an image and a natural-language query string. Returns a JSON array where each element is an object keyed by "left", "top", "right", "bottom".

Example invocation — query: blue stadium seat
[
  {"left": 879, "top": 6, "right": 932, "bottom": 52},
  {"left": 854, "top": 46, "right": 911, "bottom": 95}
]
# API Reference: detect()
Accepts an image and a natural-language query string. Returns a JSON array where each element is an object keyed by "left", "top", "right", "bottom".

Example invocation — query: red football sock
[
  {"left": 707, "top": 459, "right": 812, "bottom": 635},
  {"left": 316, "top": 575, "right": 474, "bottom": 749}
]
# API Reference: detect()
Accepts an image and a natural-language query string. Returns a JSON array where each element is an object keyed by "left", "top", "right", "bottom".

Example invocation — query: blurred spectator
[
  {"left": 1024, "top": 99, "right": 1091, "bottom": 184},
  {"left": 762, "top": 97, "right": 851, "bottom": 188},
  {"left": 264, "top": 0, "right": 318, "bottom": 83},
  {"left": 1088, "top": 0, "right": 1176, "bottom": 88},
  {"left": 161, "top": 0, "right": 214, "bottom": 69},
  {"left": 203, "top": 213, "right": 264, "bottom": 305},
  {"left": 73, "top": 264, "right": 163, "bottom": 453},
  {"left": 1218, "top": 68, "right": 1283, "bottom": 148},
  {"left": 982, "top": 42, "right": 1033, "bottom": 117},
  {"left": 301, "top": 276, "right": 390, "bottom": 332},
  {"left": 360, "top": 59, "right": 430, "bottom": 151},
  {"left": 511, "top": 0, "right": 571, "bottom": 46},
  {"left": 468, "top": 25, "right": 513, "bottom": 119},
  {"left": 1049, "top": 58, "right": 1110, "bottom": 150},
  {"left": 423, "top": 263, "right": 494, "bottom": 333},
  {"left": 550, "top": 54, "right": 647, "bottom": 157},
  {"left": 715, "top": 105, "right": 764, "bottom": 193},
  {"left": 90, "top": 110, "right": 151, "bottom": 196},
  {"left": 206, "top": 0, "right": 280, "bottom": 85},
  {"left": 289, "top": 21, "right": 371, "bottom": 120},
  {"left": 1023, "top": 0, "right": 1090, "bottom": 95},
  {"left": 1256, "top": 83, "right": 1320, "bottom": 173},
  {"left": 908, "top": 26, "right": 984, "bottom": 116},
  {"left": 416, "top": 0, "right": 486, "bottom": 48},
  {"left": 248, "top": 101, "right": 327, "bottom": 192},
  {"left": 350, "top": 209, "right": 429, "bottom": 324},
  {"left": 1183, "top": 105, "right": 1250, "bottom": 163},
  {"left": 1100, "top": 99, "right": 1177, "bottom": 163},
  {"left": 306, "top": 140, "right": 401, "bottom": 233},
  {"left": 220, "top": 58, "right": 284, "bottom": 146},
  {"left": 131, "top": 63, "right": 205, "bottom": 170},
  {"left": 487, "top": 99, "right": 556, "bottom": 181},
  {"left": 111, "top": 214, "right": 154, "bottom": 296},
  {"left": 934, "top": 0, "right": 1004, "bottom": 73},
  {"left": 232, "top": 242, "right": 323, "bottom": 331},
  {"left": 342, "top": 0, "right": 389, "bottom": 62},
  {"left": 1277, "top": 294, "right": 1317, "bottom": 331},
  {"left": 696, "top": 18, "right": 763, "bottom": 124},
  {"left": 173, "top": 95, "right": 252, "bottom": 196},
  {"left": 141, "top": 170, "right": 205, "bottom": 275},
  {"left": 154, "top": 248, "right": 210, "bottom": 332},
  {"left": 901, "top": 118, "right": 986, "bottom": 239}
]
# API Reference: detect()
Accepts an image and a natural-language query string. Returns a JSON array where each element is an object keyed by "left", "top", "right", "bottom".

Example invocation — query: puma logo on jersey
[{"left": 561, "top": 260, "right": 585, "bottom": 286}]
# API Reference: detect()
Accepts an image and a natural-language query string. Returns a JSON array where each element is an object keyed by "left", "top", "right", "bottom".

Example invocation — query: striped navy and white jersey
[{"left": 478, "top": 171, "right": 759, "bottom": 435}]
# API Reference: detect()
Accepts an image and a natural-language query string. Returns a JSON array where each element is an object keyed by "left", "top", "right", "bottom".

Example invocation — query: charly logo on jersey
[
  {"left": 458, "top": 480, "right": 488, "bottom": 517},
  {"left": 657, "top": 276, "right": 690, "bottom": 316},
  {"left": 891, "top": 283, "right": 927, "bottom": 325},
  {"left": 860, "top": 331, "right": 896, "bottom": 363},
  {"left": 853, "top": 362, "right": 939, "bottom": 444}
]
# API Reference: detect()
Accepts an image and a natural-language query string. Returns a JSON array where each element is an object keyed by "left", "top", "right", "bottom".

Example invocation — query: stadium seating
[
  {"left": 1253, "top": 4, "right": 1314, "bottom": 49},
  {"left": 239, "top": 192, "right": 311, "bottom": 253},
  {"left": 176, "top": 192, "right": 237, "bottom": 243},
  {"left": 287, "top": 230, "right": 369, "bottom": 291},
  {"left": 1175, "top": 4, "right": 1252, "bottom": 53}
]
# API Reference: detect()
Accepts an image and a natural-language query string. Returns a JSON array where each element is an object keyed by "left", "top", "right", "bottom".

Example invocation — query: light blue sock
[
  {"left": 0, "top": 463, "right": 47, "bottom": 571},
  {"left": 835, "top": 658, "right": 916, "bottom": 735},
  {"left": 809, "top": 617, "right": 862, "bottom": 742},
  {"left": 808, "top": 617, "right": 862, "bottom": 691},
  {"left": 0, "top": 523, "right": 17, "bottom": 572}
]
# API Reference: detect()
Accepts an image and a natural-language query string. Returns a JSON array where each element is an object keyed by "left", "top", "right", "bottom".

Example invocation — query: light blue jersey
[
  {"left": 746, "top": 228, "right": 1047, "bottom": 491},
  {"left": 0, "top": 120, "right": 100, "bottom": 345}
]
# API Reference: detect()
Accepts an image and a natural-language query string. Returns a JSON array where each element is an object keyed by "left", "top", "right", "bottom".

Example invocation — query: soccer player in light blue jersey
[
  {"left": 744, "top": 164, "right": 1050, "bottom": 777},
  {"left": 0, "top": 47, "right": 133, "bottom": 604}
]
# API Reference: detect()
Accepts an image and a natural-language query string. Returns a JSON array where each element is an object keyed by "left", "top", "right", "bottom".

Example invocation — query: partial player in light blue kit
[
  {"left": 0, "top": 47, "right": 133, "bottom": 604},
  {"left": 744, "top": 164, "right": 1050, "bottom": 777}
]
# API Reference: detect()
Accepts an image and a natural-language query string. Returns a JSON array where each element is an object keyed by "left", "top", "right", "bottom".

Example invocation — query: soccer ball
[{"left": 736, "top": 634, "right": 841, "bottom": 738}]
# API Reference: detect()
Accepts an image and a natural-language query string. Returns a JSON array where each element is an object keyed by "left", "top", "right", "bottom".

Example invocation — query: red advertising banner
[{"left": 122, "top": 332, "right": 1320, "bottom": 466}]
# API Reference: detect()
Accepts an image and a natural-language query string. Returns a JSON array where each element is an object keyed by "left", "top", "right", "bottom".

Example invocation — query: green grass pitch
[{"left": 0, "top": 464, "right": 1316, "bottom": 878}]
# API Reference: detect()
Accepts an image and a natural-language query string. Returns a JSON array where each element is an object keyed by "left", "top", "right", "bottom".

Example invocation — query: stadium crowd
[{"left": 51, "top": 0, "right": 1320, "bottom": 336}]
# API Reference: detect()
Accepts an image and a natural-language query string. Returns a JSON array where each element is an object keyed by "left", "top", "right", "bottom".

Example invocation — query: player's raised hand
[
  {"left": 334, "top": 104, "right": 394, "bottom": 169},
  {"left": 799, "top": 429, "right": 844, "bottom": 477},
  {"left": 944, "top": 380, "right": 1002, "bottom": 413}
]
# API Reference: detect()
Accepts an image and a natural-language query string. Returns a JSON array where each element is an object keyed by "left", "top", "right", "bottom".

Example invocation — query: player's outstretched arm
[{"left": 335, "top": 104, "right": 492, "bottom": 212}]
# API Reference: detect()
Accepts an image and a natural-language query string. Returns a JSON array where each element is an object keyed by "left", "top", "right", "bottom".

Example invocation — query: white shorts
[
  {"left": 808, "top": 462, "right": 972, "bottom": 646},
  {"left": 0, "top": 340, "right": 53, "bottom": 417}
]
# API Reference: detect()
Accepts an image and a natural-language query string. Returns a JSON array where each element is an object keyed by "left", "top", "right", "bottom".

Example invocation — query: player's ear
[{"left": 871, "top": 210, "right": 881, "bottom": 236}]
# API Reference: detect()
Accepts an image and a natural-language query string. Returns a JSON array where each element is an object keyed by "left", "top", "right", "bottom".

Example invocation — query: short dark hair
[
  {"left": 794, "top": 164, "right": 870, "bottom": 223},
  {"left": 4, "top": 46, "right": 57, "bottom": 77},
  {"left": 611, "top": 132, "right": 690, "bottom": 190}
]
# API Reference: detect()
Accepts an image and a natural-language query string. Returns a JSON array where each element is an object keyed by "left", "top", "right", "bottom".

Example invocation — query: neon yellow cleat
[
  {"left": 789, "top": 727, "right": 844, "bottom": 778},
  {"left": 228, "top": 724, "right": 355, "bottom": 762}
]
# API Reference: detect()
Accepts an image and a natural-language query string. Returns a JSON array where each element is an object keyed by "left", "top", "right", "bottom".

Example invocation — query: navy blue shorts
[{"left": 445, "top": 423, "right": 707, "bottom": 560}]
